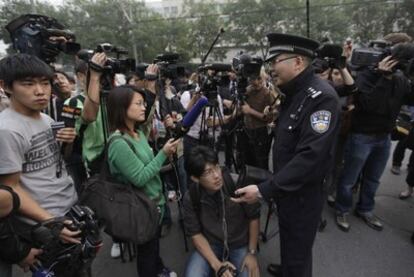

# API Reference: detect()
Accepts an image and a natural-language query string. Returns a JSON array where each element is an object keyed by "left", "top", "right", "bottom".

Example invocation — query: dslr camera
[
  {"left": 314, "top": 44, "right": 346, "bottom": 72},
  {"left": 232, "top": 52, "right": 263, "bottom": 80},
  {"left": 6, "top": 14, "right": 81, "bottom": 63}
]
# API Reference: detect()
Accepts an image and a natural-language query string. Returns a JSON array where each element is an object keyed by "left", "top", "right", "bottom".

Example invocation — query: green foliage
[{"left": 0, "top": 0, "right": 413, "bottom": 63}]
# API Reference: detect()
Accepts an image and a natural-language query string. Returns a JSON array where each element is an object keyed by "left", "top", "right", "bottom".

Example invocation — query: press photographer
[
  {"left": 335, "top": 33, "right": 414, "bottom": 232},
  {"left": 0, "top": 54, "right": 82, "bottom": 276},
  {"left": 232, "top": 53, "right": 276, "bottom": 170}
]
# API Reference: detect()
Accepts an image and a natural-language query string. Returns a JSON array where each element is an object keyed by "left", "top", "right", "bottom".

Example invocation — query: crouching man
[{"left": 183, "top": 146, "right": 260, "bottom": 277}]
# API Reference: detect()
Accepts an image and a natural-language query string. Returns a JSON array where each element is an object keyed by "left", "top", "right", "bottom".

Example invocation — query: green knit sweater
[{"left": 108, "top": 130, "right": 167, "bottom": 209}]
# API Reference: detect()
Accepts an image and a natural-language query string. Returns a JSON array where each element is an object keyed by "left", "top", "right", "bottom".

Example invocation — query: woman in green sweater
[{"left": 106, "top": 85, "right": 179, "bottom": 277}]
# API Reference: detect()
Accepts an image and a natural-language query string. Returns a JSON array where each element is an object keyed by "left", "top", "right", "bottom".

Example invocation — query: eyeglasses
[
  {"left": 201, "top": 164, "right": 221, "bottom": 178},
  {"left": 265, "top": 55, "right": 298, "bottom": 72}
]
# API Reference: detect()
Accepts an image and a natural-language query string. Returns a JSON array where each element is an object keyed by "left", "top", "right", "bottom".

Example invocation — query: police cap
[{"left": 266, "top": 33, "right": 320, "bottom": 62}]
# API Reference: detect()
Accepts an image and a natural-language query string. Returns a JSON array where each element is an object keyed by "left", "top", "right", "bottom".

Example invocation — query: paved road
[{"left": 13, "top": 143, "right": 414, "bottom": 277}]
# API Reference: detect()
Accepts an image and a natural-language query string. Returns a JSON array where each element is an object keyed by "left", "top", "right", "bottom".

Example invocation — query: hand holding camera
[
  {"left": 378, "top": 55, "right": 399, "bottom": 78},
  {"left": 215, "top": 261, "right": 238, "bottom": 277}
]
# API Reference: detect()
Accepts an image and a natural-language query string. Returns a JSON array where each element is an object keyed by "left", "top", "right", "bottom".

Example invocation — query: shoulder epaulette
[{"left": 307, "top": 87, "right": 322, "bottom": 99}]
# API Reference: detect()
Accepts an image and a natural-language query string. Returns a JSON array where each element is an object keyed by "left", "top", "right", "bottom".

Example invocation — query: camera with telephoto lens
[
  {"left": 154, "top": 53, "right": 185, "bottom": 80},
  {"left": 30, "top": 205, "right": 102, "bottom": 276},
  {"left": 6, "top": 14, "right": 81, "bottom": 64},
  {"left": 198, "top": 63, "right": 232, "bottom": 102}
]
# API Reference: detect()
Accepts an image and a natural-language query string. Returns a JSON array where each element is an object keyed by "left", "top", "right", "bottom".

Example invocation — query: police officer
[{"left": 232, "top": 33, "right": 340, "bottom": 277}]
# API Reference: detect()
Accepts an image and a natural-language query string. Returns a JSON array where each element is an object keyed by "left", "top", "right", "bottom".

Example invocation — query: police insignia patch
[{"left": 310, "top": 110, "right": 331, "bottom": 134}]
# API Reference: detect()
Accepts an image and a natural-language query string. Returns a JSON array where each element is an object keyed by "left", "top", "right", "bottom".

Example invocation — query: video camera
[
  {"left": 78, "top": 43, "right": 135, "bottom": 75},
  {"left": 232, "top": 53, "right": 263, "bottom": 80},
  {"left": 154, "top": 53, "right": 185, "bottom": 79},
  {"left": 31, "top": 205, "right": 102, "bottom": 276},
  {"left": 198, "top": 63, "right": 232, "bottom": 101},
  {"left": 6, "top": 14, "right": 81, "bottom": 64},
  {"left": 313, "top": 44, "right": 345, "bottom": 72},
  {"left": 351, "top": 40, "right": 414, "bottom": 76}
]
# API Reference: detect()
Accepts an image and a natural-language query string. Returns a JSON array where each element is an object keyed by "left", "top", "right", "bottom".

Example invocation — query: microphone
[
  {"left": 173, "top": 96, "right": 208, "bottom": 139},
  {"left": 61, "top": 99, "right": 82, "bottom": 128}
]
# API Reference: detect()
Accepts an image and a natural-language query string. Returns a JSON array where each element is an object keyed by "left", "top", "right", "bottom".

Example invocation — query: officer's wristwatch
[{"left": 248, "top": 249, "right": 257, "bottom": 256}]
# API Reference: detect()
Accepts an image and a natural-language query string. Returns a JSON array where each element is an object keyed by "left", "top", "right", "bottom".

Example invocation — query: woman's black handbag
[{"left": 80, "top": 136, "right": 160, "bottom": 244}]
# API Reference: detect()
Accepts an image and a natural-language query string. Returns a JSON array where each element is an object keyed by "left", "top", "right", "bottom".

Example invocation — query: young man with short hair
[
  {"left": 183, "top": 146, "right": 260, "bottom": 277},
  {"left": 0, "top": 53, "right": 80, "bottom": 275}
]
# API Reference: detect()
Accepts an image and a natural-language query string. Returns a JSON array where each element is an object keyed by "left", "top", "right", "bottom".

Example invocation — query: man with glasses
[
  {"left": 233, "top": 33, "right": 340, "bottom": 277},
  {"left": 183, "top": 146, "right": 260, "bottom": 277}
]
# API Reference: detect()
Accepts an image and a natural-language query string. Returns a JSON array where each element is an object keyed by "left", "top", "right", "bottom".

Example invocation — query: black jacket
[
  {"left": 351, "top": 69, "right": 413, "bottom": 134},
  {"left": 259, "top": 66, "right": 340, "bottom": 196}
]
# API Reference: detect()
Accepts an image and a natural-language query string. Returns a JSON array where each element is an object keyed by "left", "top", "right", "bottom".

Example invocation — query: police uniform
[{"left": 258, "top": 34, "right": 340, "bottom": 277}]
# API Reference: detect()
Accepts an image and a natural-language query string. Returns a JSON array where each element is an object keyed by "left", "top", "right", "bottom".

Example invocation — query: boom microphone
[{"left": 173, "top": 96, "right": 208, "bottom": 139}]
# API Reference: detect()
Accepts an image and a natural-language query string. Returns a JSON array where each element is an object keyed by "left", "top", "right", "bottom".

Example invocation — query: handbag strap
[{"left": 100, "top": 133, "right": 136, "bottom": 181}]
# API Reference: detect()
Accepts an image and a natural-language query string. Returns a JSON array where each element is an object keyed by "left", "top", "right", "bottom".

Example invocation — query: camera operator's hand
[
  {"left": 58, "top": 219, "right": 81, "bottom": 244},
  {"left": 241, "top": 253, "right": 260, "bottom": 277},
  {"left": 145, "top": 64, "right": 159, "bottom": 95},
  {"left": 18, "top": 248, "right": 43, "bottom": 272},
  {"left": 214, "top": 261, "right": 237, "bottom": 277},
  {"left": 162, "top": 138, "right": 180, "bottom": 157},
  {"left": 164, "top": 115, "right": 175, "bottom": 129},
  {"left": 378, "top": 56, "right": 398, "bottom": 79},
  {"left": 56, "top": 127, "right": 76, "bottom": 144},
  {"left": 90, "top": 52, "right": 107, "bottom": 76}
]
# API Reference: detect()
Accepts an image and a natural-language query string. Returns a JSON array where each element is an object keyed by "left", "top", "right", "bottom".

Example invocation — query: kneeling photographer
[{"left": 183, "top": 146, "right": 260, "bottom": 277}]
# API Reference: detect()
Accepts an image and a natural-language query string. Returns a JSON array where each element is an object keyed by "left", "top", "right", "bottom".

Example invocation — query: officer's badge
[{"left": 310, "top": 110, "right": 331, "bottom": 134}]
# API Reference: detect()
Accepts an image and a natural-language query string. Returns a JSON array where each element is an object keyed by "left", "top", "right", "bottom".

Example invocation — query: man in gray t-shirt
[
  {"left": 0, "top": 54, "right": 80, "bottom": 276},
  {"left": 0, "top": 108, "right": 77, "bottom": 219}
]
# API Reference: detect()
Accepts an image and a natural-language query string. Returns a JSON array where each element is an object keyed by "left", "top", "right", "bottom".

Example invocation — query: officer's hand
[
  {"left": 231, "top": 185, "right": 260, "bottom": 204},
  {"left": 90, "top": 52, "right": 107, "bottom": 76},
  {"left": 19, "top": 248, "right": 43, "bottom": 272},
  {"left": 241, "top": 254, "right": 260, "bottom": 277},
  {"left": 214, "top": 261, "right": 237, "bottom": 277},
  {"left": 378, "top": 56, "right": 398, "bottom": 78},
  {"left": 56, "top": 127, "right": 76, "bottom": 143}
]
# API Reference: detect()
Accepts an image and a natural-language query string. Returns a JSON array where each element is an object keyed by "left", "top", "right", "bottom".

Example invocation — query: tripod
[{"left": 199, "top": 93, "right": 225, "bottom": 152}]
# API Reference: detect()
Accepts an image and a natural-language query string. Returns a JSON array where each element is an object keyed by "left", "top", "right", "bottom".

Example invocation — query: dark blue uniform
[{"left": 259, "top": 66, "right": 340, "bottom": 277}]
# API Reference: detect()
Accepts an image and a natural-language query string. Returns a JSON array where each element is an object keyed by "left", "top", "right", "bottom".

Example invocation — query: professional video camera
[
  {"left": 351, "top": 40, "right": 392, "bottom": 68},
  {"left": 31, "top": 205, "right": 102, "bottom": 277},
  {"left": 351, "top": 40, "right": 414, "bottom": 76},
  {"left": 232, "top": 53, "right": 263, "bottom": 100},
  {"left": 6, "top": 14, "right": 81, "bottom": 63},
  {"left": 154, "top": 53, "right": 185, "bottom": 79},
  {"left": 315, "top": 43, "right": 345, "bottom": 70},
  {"left": 198, "top": 63, "right": 232, "bottom": 101},
  {"left": 232, "top": 52, "right": 263, "bottom": 80},
  {"left": 78, "top": 43, "right": 135, "bottom": 75}
]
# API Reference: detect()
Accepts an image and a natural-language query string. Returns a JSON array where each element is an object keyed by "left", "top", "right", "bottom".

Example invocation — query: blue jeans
[
  {"left": 336, "top": 133, "right": 391, "bottom": 214},
  {"left": 184, "top": 245, "right": 248, "bottom": 277}
]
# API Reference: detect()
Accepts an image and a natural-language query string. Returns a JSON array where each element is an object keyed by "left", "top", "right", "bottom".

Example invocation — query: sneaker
[
  {"left": 354, "top": 211, "right": 383, "bottom": 231},
  {"left": 267, "top": 263, "right": 282, "bottom": 277},
  {"left": 335, "top": 213, "right": 350, "bottom": 232},
  {"left": 110, "top": 242, "right": 121, "bottom": 258},
  {"left": 391, "top": 165, "right": 401, "bottom": 175},
  {"left": 168, "top": 190, "right": 176, "bottom": 201},
  {"left": 327, "top": 195, "right": 335, "bottom": 207},
  {"left": 158, "top": 267, "right": 177, "bottom": 277},
  {"left": 399, "top": 187, "right": 414, "bottom": 200}
]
